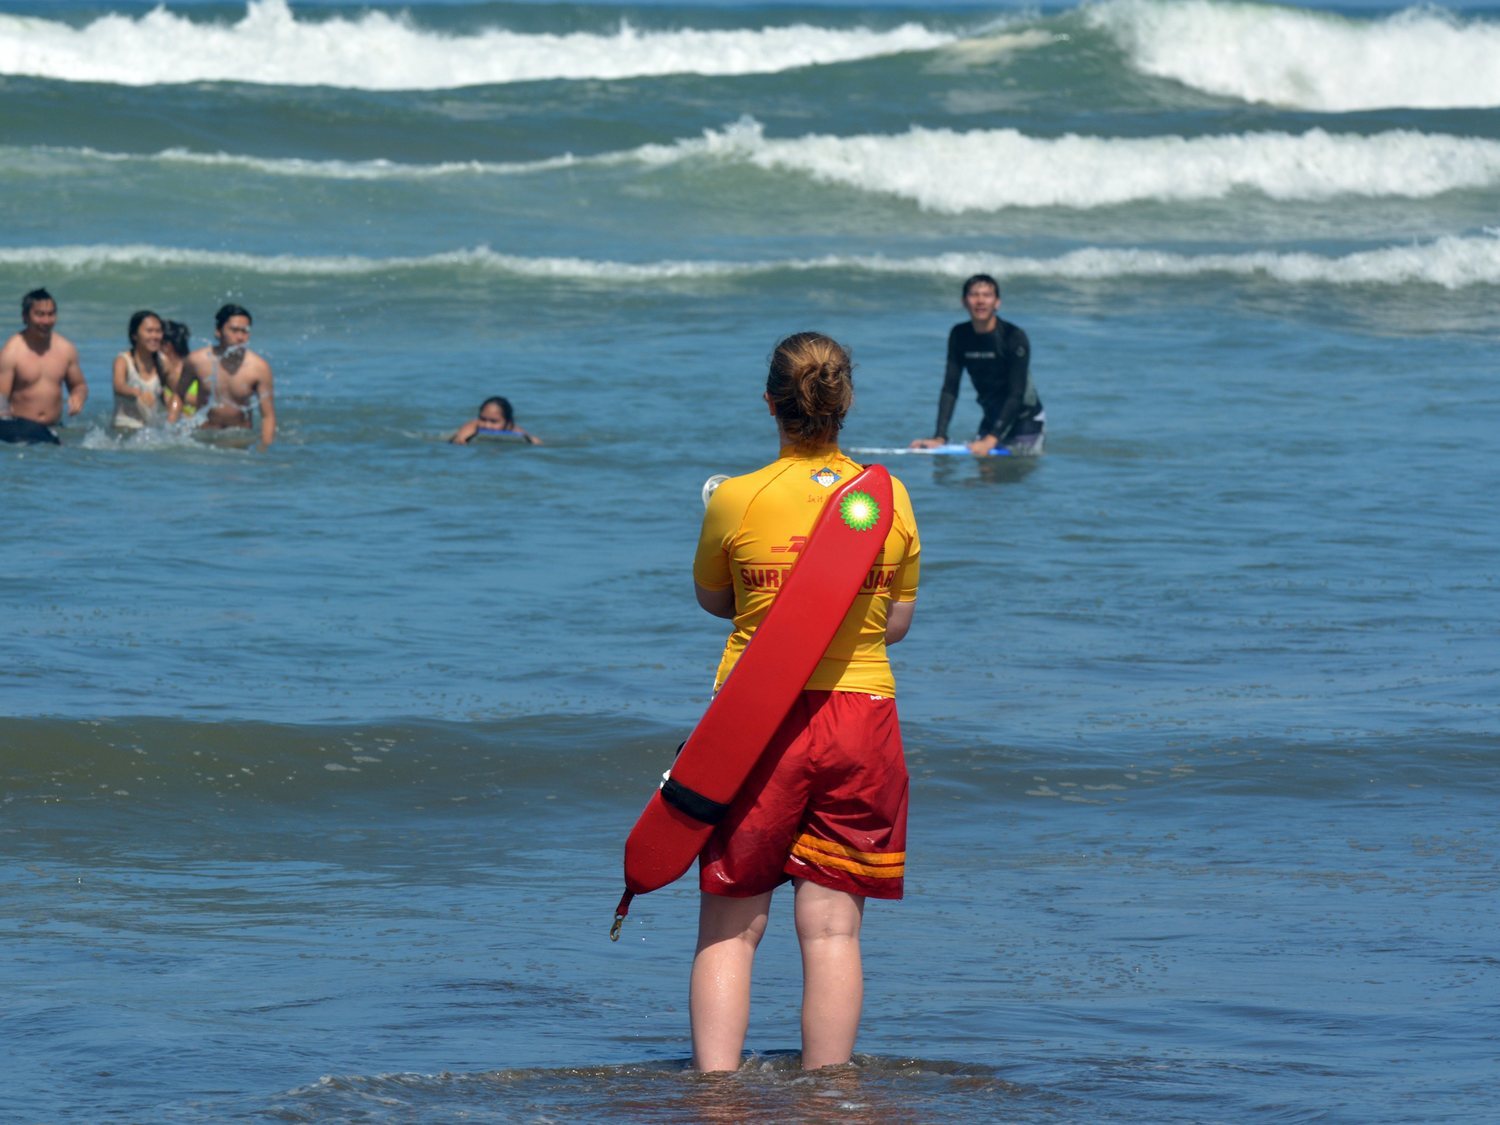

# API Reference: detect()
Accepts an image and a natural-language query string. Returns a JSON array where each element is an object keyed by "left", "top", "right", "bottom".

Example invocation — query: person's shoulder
[
  {"left": 707, "top": 460, "right": 789, "bottom": 515},
  {"left": 709, "top": 468, "right": 761, "bottom": 504},
  {"left": 889, "top": 471, "right": 916, "bottom": 509},
  {"left": 888, "top": 474, "right": 919, "bottom": 537}
]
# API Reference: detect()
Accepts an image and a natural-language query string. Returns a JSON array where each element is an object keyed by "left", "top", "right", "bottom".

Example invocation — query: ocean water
[{"left": 3, "top": 0, "right": 1498, "bottom": 1120}]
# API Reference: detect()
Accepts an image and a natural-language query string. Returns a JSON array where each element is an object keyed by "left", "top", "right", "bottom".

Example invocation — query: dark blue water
[{"left": 3, "top": 1, "right": 1498, "bottom": 1119}]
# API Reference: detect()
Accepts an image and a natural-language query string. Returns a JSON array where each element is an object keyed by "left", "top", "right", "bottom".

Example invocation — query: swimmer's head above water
[
  {"left": 21, "top": 287, "right": 57, "bottom": 338},
  {"left": 477, "top": 396, "right": 515, "bottom": 428},
  {"left": 160, "top": 319, "right": 190, "bottom": 359},
  {"left": 214, "top": 304, "right": 252, "bottom": 353},
  {"left": 127, "top": 309, "right": 163, "bottom": 349}
]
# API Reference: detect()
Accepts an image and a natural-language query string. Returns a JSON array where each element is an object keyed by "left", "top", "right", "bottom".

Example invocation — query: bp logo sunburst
[{"left": 839, "top": 490, "right": 880, "bottom": 532}]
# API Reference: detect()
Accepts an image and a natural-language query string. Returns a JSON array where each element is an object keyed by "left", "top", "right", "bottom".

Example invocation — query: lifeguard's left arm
[
  {"left": 885, "top": 601, "right": 915, "bottom": 644},
  {"left": 885, "top": 487, "right": 921, "bottom": 645}
]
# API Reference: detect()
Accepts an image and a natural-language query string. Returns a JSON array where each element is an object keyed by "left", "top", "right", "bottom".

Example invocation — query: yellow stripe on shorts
[{"left": 791, "top": 834, "right": 905, "bottom": 878}]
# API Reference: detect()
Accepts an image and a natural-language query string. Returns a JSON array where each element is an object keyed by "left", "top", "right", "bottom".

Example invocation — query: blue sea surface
[{"left": 2, "top": 0, "right": 1498, "bottom": 1120}]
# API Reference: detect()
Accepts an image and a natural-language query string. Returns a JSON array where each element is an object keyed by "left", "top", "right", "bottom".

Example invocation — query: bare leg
[
  {"left": 690, "top": 890, "right": 772, "bottom": 1071},
  {"left": 794, "top": 878, "right": 865, "bottom": 1068}
]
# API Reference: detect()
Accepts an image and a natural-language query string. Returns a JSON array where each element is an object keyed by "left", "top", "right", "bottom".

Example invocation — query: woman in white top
[{"left": 112, "top": 310, "right": 179, "bottom": 430}]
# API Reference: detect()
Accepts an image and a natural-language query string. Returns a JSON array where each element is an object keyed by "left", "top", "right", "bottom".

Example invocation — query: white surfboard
[{"left": 850, "top": 444, "right": 1010, "bottom": 457}]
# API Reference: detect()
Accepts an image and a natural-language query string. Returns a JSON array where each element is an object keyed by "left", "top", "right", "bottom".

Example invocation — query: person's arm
[
  {"left": 519, "top": 427, "right": 543, "bottom": 446},
  {"left": 1, "top": 342, "right": 18, "bottom": 417},
  {"left": 693, "top": 486, "right": 738, "bottom": 619},
  {"left": 111, "top": 355, "right": 133, "bottom": 398},
  {"left": 695, "top": 582, "right": 736, "bottom": 619},
  {"left": 886, "top": 491, "right": 920, "bottom": 640},
  {"left": 885, "top": 600, "right": 915, "bottom": 645},
  {"left": 449, "top": 419, "right": 480, "bottom": 445},
  {"left": 178, "top": 351, "right": 205, "bottom": 414},
  {"left": 255, "top": 362, "right": 276, "bottom": 449},
  {"left": 64, "top": 345, "right": 87, "bottom": 416},
  {"left": 911, "top": 328, "right": 963, "bottom": 448}
]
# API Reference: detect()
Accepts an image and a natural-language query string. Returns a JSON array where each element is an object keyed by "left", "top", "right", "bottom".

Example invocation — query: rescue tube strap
[{"left": 660, "top": 776, "right": 731, "bottom": 825}]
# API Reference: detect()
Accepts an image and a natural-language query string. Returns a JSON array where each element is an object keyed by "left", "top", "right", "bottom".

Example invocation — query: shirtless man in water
[
  {"left": 181, "top": 303, "right": 277, "bottom": 449},
  {"left": 0, "top": 288, "right": 88, "bottom": 444}
]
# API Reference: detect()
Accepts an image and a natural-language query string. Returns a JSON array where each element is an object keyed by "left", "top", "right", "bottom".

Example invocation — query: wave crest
[
  {"left": 0, "top": 0, "right": 955, "bottom": 89},
  {"left": 4, "top": 235, "right": 1497, "bottom": 290},
  {"left": 1088, "top": 0, "right": 1500, "bottom": 110},
  {"left": 651, "top": 119, "right": 1500, "bottom": 211},
  {"left": 17, "top": 121, "right": 1500, "bottom": 211}
]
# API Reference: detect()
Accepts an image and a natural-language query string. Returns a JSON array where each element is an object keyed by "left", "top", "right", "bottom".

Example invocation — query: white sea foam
[
  {"left": 0, "top": 0, "right": 954, "bottom": 89},
  {"left": 639, "top": 119, "right": 1500, "bottom": 211},
  {"left": 4, "top": 234, "right": 1497, "bottom": 290},
  {"left": 17, "top": 122, "right": 1500, "bottom": 210},
  {"left": 1087, "top": 0, "right": 1500, "bottom": 110}
]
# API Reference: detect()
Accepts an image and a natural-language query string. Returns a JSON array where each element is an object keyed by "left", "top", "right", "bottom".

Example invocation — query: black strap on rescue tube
[{"left": 660, "top": 776, "right": 731, "bottom": 825}]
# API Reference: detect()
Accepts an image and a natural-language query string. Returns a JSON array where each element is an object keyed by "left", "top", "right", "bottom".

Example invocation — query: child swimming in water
[{"left": 449, "top": 396, "right": 542, "bottom": 445}]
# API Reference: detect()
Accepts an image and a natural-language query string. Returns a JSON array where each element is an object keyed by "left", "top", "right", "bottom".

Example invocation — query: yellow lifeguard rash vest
[{"left": 693, "top": 447, "right": 921, "bottom": 697}]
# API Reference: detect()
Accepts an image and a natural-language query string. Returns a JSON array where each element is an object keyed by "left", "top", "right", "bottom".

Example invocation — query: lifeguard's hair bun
[{"left": 766, "top": 331, "right": 853, "bottom": 445}]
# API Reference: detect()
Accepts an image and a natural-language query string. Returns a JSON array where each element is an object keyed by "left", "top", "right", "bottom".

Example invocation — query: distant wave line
[
  {"left": 15, "top": 145, "right": 590, "bottom": 181},
  {"left": 3, "top": 236, "right": 1497, "bottom": 289},
  {"left": 13, "top": 122, "right": 1500, "bottom": 211},
  {"left": 1088, "top": 0, "right": 1500, "bottom": 110},
  {"left": 0, "top": 0, "right": 959, "bottom": 89}
]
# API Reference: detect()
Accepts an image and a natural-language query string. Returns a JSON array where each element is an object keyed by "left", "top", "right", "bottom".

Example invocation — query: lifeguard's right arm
[
  {"left": 695, "top": 583, "right": 736, "bottom": 619},
  {"left": 693, "top": 488, "right": 739, "bottom": 619}
]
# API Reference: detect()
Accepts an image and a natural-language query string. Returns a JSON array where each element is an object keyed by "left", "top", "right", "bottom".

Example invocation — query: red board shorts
[{"left": 698, "top": 690, "right": 908, "bottom": 900}]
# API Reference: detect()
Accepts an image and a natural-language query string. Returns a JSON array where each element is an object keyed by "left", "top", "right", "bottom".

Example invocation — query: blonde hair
[{"left": 765, "top": 331, "right": 853, "bottom": 446}]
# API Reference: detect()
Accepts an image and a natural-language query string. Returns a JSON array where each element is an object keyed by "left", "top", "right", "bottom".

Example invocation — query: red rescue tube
[{"left": 614, "top": 465, "right": 894, "bottom": 932}]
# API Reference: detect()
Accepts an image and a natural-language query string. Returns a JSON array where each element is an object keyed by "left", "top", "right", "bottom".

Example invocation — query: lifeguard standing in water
[
  {"left": 180, "top": 303, "right": 277, "bottom": 448},
  {"left": 688, "top": 332, "right": 921, "bottom": 1071}
]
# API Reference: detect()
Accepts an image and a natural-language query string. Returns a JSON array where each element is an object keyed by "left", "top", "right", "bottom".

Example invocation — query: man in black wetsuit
[{"left": 910, "top": 273, "right": 1044, "bottom": 456}]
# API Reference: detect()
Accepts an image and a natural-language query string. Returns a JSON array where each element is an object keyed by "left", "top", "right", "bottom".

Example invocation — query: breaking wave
[
  {"left": 0, "top": 0, "right": 956, "bottom": 89},
  {"left": 14, "top": 121, "right": 1500, "bottom": 211},
  {"left": 1088, "top": 0, "right": 1500, "bottom": 110},
  {"left": 5, "top": 233, "right": 1498, "bottom": 290}
]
